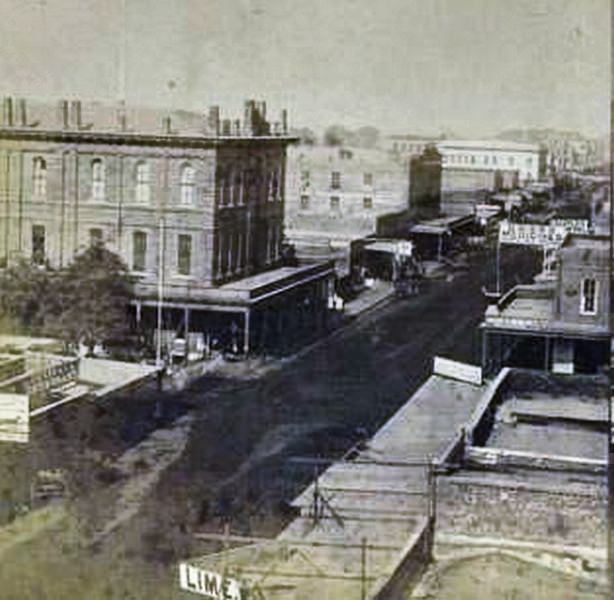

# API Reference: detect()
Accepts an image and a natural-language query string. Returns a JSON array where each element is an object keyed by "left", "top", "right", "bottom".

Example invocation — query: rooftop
[
  {"left": 437, "top": 139, "right": 540, "bottom": 153},
  {"left": 289, "top": 144, "right": 405, "bottom": 171},
  {"left": 184, "top": 371, "right": 489, "bottom": 598},
  {"left": 483, "top": 282, "right": 609, "bottom": 337},
  {"left": 0, "top": 96, "right": 292, "bottom": 141},
  {"left": 483, "top": 375, "right": 608, "bottom": 463}
]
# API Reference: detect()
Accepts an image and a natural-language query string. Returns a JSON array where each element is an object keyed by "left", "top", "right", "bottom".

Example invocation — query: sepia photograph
[{"left": 0, "top": 0, "right": 611, "bottom": 598}]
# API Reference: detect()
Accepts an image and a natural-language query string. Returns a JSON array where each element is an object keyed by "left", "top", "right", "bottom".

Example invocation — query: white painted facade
[{"left": 436, "top": 140, "right": 542, "bottom": 182}]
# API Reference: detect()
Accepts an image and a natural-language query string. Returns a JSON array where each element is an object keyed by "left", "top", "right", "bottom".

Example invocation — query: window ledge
[{"left": 172, "top": 274, "right": 197, "bottom": 281}]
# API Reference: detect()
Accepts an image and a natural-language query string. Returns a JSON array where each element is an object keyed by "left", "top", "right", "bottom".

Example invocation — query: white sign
[
  {"left": 498, "top": 220, "right": 567, "bottom": 247},
  {"left": 0, "top": 393, "right": 29, "bottom": 443},
  {"left": 395, "top": 241, "right": 413, "bottom": 257},
  {"left": 550, "top": 218, "right": 589, "bottom": 235},
  {"left": 434, "top": 357, "right": 482, "bottom": 386},
  {"left": 179, "top": 563, "right": 243, "bottom": 600}
]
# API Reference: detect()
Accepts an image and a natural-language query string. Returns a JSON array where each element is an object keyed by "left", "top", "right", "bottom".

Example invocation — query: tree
[
  {"left": 323, "top": 125, "right": 352, "bottom": 147},
  {"left": 0, "top": 260, "right": 56, "bottom": 334},
  {"left": 46, "top": 244, "right": 133, "bottom": 351},
  {"left": 292, "top": 127, "right": 318, "bottom": 145},
  {"left": 354, "top": 126, "right": 380, "bottom": 149}
]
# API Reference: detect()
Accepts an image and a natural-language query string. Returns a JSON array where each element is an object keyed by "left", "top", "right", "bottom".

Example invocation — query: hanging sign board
[
  {"left": 434, "top": 357, "right": 482, "bottom": 386},
  {"left": 550, "top": 218, "right": 589, "bottom": 235}
]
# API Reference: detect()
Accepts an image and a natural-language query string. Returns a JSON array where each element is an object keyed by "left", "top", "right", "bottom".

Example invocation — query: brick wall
[
  {"left": 437, "top": 476, "right": 606, "bottom": 548},
  {"left": 1, "top": 134, "right": 290, "bottom": 293}
]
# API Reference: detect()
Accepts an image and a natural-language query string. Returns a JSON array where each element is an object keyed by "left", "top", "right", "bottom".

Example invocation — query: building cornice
[{"left": 0, "top": 128, "right": 298, "bottom": 149}]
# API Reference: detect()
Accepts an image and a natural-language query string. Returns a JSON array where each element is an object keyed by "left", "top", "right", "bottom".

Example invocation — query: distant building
[
  {"left": 386, "top": 136, "right": 547, "bottom": 216},
  {"left": 409, "top": 145, "right": 442, "bottom": 220},
  {"left": 285, "top": 145, "right": 409, "bottom": 274},
  {"left": 481, "top": 234, "right": 610, "bottom": 375},
  {"left": 382, "top": 135, "right": 439, "bottom": 159},
  {"left": 495, "top": 129, "right": 607, "bottom": 175},
  {"left": 0, "top": 96, "right": 334, "bottom": 354},
  {"left": 438, "top": 140, "right": 546, "bottom": 216}
]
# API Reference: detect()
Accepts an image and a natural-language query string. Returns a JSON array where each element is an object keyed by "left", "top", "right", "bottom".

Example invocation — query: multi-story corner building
[
  {"left": 0, "top": 97, "right": 334, "bottom": 354},
  {"left": 285, "top": 145, "right": 410, "bottom": 274},
  {"left": 481, "top": 234, "right": 610, "bottom": 375}
]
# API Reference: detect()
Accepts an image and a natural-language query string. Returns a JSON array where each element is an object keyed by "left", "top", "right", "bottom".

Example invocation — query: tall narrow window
[
  {"left": 237, "top": 231, "right": 244, "bottom": 270},
  {"left": 32, "top": 225, "right": 45, "bottom": 265},
  {"left": 91, "top": 159, "right": 105, "bottom": 201},
  {"left": 180, "top": 164, "right": 196, "bottom": 205},
  {"left": 33, "top": 157, "right": 47, "bottom": 197},
  {"left": 229, "top": 232, "right": 236, "bottom": 272},
  {"left": 270, "top": 170, "right": 279, "bottom": 200},
  {"left": 135, "top": 162, "right": 151, "bottom": 203},
  {"left": 233, "top": 171, "right": 243, "bottom": 205},
  {"left": 219, "top": 169, "right": 230, "bottom": 206},
  {"left": 363, "top": 172, "right": 373, "bottom": 186},
  {"left": 177, "top": 234, "right": 192, "bottom": 276},
  {"left": 580, "top": 278, "right": 597, "bottom": 315},
  {"left": 132, "top": 231, "right": 147, "bottom": 272},
  {"left": 330, "top": 196, "right": 340, "bottom": 210},
  {"left": 331, "top": 171, "right": 341, "bottom": 189}
]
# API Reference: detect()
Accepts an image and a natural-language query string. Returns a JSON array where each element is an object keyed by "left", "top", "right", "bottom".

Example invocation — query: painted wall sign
[
  {"left": 0, "top": 393, "right": 29, "bottom": 444},
  {"left": 498, "top": 220, "right": 567, "bottom": 247}
]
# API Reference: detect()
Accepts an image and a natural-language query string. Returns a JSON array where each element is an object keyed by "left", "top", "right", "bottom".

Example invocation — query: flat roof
[
  {"left": 410, "top": 224, "right": 449, "bottom": 235},
  {"left": 218, "top": 262, "right": 332, "bottom": 293},
  {"left": 487, "top": 395, "right": 607, "bottom": 461},
  {"left": 438, "top": 139, "right": 540, "bottom": 153}
]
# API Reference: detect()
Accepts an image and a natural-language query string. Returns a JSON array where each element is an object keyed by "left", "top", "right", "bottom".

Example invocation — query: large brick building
[{"left": 0, "top": 97, "right": 333, "bottom": 354}]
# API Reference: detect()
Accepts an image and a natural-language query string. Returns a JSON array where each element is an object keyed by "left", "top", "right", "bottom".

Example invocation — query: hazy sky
[{"left": 0, "top": 0, "right": 610, "bottom": 136}]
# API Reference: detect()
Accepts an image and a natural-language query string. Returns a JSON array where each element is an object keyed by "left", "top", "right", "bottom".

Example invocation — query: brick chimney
[
  {"left": 207, "top": 106, "right": 220, "bottom": 135},
  {"left": 18, "top": 98, "right": 27, "bottom": 127},
  {"left": 243, "top": 100, "right": 256, "bottom": 135},
  {"left": 70, "top": 100, "right": 82, "bottom": 129},
  {"left": 2, "top": 97, "right": 13, "bottom": 127},
  {"left": 117, "top": 103, "right": 127, "bottom": 131},
  {"left": 58, "top": 100, "right": 69, "bottom": 129}
]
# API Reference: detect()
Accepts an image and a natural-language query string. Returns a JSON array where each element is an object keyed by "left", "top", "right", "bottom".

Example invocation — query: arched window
[
  {"left": 33, "top": 157, "right": 47, "bottom": 197},
  {"left": 180, "top": 164, "right": 195, "bottom": 205},
  {"left": 91, "top": 159, "right": 105, "bottom": 201},
  {"left": 135, "top": 162, "right": 151, "bottom": 203}
]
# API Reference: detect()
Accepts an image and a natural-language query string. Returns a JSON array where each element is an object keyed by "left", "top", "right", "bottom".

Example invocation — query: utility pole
[
  {"left": 360, "top": 537, "right": 367, "bottom": 600},
  {"left": 608, "top": 3, "right": 614, "bottom": 597},
  {"left": 156, "top": 217, "right": 165, "bottom": 367}
]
